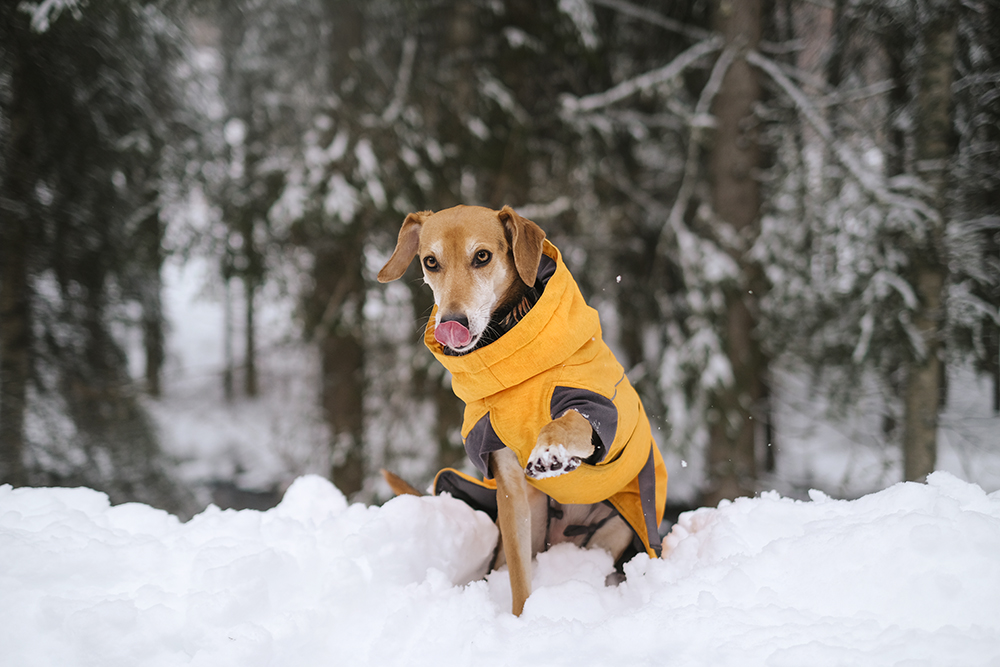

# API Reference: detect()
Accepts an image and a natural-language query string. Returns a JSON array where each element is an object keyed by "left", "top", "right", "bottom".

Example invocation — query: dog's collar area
[
  {"left": 498, "top": 288, "right": 539, "bottom": 330},
  {"left": 442, "top": 287, "right": 539, "bottom": 356},
  {"left": 441, "top": 254, "right": 556, "bottom": 357}
]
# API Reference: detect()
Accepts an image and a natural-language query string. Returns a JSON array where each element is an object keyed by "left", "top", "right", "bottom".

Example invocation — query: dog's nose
[{"left": 439, "top": 314, "right": 469, "bottom": 329}]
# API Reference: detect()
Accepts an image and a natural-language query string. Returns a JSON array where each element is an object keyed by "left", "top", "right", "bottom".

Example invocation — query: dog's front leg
[
  {"left": 490, "top": 447, "right": 534, "bottom": 616},
  {"left": 524, "top": 409, "right": 595, "bottom": 479}
]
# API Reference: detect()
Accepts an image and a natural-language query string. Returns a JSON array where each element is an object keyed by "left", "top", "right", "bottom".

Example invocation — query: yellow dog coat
[{"left": 427, "top": 240, "right": 668, "bottom": 557}]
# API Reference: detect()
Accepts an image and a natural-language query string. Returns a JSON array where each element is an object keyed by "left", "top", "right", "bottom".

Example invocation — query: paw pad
[{"left": 524, "top": 444, "right": 582, "bottom": 480}]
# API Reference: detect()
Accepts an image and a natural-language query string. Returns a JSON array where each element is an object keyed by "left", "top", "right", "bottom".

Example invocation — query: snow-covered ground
[{"left": 2, "top": 471, "right": 999, "bottom": 666}]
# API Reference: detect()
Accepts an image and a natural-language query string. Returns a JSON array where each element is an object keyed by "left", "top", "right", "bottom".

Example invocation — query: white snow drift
[{"left": 2, "top": 471, "right": 999, "bottom": 667}]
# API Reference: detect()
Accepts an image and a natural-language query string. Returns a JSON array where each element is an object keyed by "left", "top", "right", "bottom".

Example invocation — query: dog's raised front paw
[
  {"left": 524, "top": 410, "right": 595, "bottom": 480},
  {"left": 524, "top": 444, "right": 581, "bottom": 479}
]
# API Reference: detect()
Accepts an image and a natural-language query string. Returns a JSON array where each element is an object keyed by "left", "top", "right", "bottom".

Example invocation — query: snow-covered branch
[
  {"left": 381, "top": 36, "right": 418, "bottom": 124},
  {"left": 819, "top": 80, "right": 896, "bottom": 109},
  {"left": 961, "top": 215, "right": 1000, "bottom": 232},
  {"left": 563, "top": 36, "right": 723, "bottom": 113},
  {"left": 516, "top": 196, "right": 573, "bottom": 221},
  {"left": 18, "top": 0, "right": 83, "bottom": 32},
  {"left": 746, "top": 49, "right": 939, "bottom": 225},
  {"left": 658, "top": 45, "right": 738, "bottom": 264}
]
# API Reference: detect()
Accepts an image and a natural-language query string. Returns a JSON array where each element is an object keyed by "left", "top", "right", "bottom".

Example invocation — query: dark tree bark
[
  {"left": 902, "top": 4, "right": 958, "bottom": 481},
  {"left": 223, "top": 277, "right": 235, "bottom": 402},
  {"left": 0, "top": 218, "right": 30, "bottom": 487},
  {"left": 244, "top": 274, "right": 258, "bottom": 398},
  {"left": 140, "top": 210, "right": 165, "bottom": 397},
  {"left": 312, "top": 238, "right": 366, "bottom": 499},
  {"left": 992, "top": 329, "right": 999, "bottom": 414},
  {"left": 0, "top": 38, "right": 34, "bottom": 488},
  {"left": 703, "top": 0, "right": 767, "bottom": 505},
  {"left": 304, "top": 0, "right": 369, "bottom": 498}
]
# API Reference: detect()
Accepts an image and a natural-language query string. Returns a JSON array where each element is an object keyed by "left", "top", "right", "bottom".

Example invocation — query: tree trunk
[
  {"left": 223, "top": 277, "right": 235, "bottom": 402},
  {"left": 0, "top": 42, "right": 34, "bottom": 487},
  {"left": 140, "top": 211, "right": 165, "bottom": 397},
  {"left": 703, "top": 0, "right": 766, "bottom": 506},
  {"left": 0, "top": 218, "right": 30, "bottom": 487},
  {"left": 143, "top": 293, "right": 164, "bottom": 397},
  {"left": 241, "top": 220, "right": 261, "bottom": 398},
  {"left": 313, "top": 239, "right": 366, "bottom": 499},
  {"left": 993, "top": 340, "right": 999, "bottom": 415},
  {"left": 902, "top": 6, "right": 958, "bottom": 482},
  {"left": 992, "top": 325, "right": 999, "bottom": 414},
  {"left": 244, "top": 275, "right": 258, "bottom": 398},
  {"left": 313, "top": 0, "right": 368, "bottom": 498}
]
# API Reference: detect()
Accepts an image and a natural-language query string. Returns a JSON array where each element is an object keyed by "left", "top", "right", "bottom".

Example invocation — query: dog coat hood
[{"left": 425, "top": 240, "right": 668, "bottom": 557}]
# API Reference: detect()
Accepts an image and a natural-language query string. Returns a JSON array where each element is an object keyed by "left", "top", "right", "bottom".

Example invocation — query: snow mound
[{"left": 2, "top": 472, "right": 999, "bottom": 666}]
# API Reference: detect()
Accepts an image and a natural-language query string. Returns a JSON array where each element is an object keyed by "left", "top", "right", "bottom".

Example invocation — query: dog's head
[{"left": 377, "top": 205, "right": 546, "bottom": 354}]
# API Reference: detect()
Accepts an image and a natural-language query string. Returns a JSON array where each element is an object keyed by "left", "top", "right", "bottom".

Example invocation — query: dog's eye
[
  {"left": 423, "top": 256, "right": 439, "bottom": 271},
  {"left": 473, "top": 250, "right": 492, "bottom": 267}
]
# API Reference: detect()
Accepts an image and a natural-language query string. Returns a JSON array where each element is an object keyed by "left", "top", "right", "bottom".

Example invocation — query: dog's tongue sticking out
[{"left": 435, "top": 320, "right": 472, "bottom": 349}]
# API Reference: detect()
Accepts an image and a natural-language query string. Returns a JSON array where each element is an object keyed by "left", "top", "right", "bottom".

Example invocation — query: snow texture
[{"left": 3, "top": 472, "right": 999, "bottom": 666}]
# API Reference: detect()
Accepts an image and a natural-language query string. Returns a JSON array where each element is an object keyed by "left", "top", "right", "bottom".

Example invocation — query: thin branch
[
  {"left": 818, "top": 79, "right": 896, "bottom": 108},
  {"left": 953, "top": 71, "right": 1000, "bottom": 92},
  {"left": 655, "top": 45, "right": 739, "bottom": 272},
  {"left": 516, "top": 196, "right": 573, "bottom": 220},
  {"left": 588, "top": 0, "right": 713, "bottom": 42},
  {"left": 381, "top": 36, "right": 418, "bottom": 124},
  {"left": 746, "top": 49, "right": 939, "bottom": 224},
  {"left": 563, "top": 36, "right": 723, "bottom": 114},
  {"left": 758, "top": 38, "right": 806, "bottom": 55},
  {"left": 601, "top": 109, "right": 685, "bottom": 130},
  {"left": 770, "top": 60, "right": 834, "bottom": 96},
  {"left": 961, "top": 215, "right": 1000, "bottom": 232}
]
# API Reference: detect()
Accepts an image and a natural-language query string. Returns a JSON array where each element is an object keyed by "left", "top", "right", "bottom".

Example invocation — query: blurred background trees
[
  {"left": 1, "top": 0, "right": 199, "bottom": 512},
  {"left": 1, "top": 0, "right": 997, "bottom": 515}
]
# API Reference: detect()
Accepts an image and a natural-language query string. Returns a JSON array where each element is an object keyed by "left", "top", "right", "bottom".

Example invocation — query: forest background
[{"left": 1, "top": 0, "right": 998, "bottom": 518}]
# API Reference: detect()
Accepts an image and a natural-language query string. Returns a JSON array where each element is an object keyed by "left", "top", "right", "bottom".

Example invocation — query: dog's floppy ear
[
  {"left": 499, "top": 205, "right": 546, "bottom": 287},
  {"left": 378, "top": 211, "right": 429, "bottom": 283}
]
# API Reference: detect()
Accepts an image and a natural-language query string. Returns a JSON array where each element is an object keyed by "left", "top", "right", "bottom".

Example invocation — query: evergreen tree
[
  {"left": 757, "top": 0, "right": 997, "bottom": 484},
  {"left": 951, "top": 0, "right": 1000, "bottom": 414},
  {"left": 0, "top": 0, "right": 197, "bottom": 512}
]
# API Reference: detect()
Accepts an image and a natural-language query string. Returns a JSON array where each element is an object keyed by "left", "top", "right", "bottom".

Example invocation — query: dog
[{"left": 378, "top": 204, "right": 667, "bottom": 616}]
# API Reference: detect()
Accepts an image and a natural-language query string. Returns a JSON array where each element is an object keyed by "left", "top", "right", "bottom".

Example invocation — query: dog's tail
[{"left": 381, "top": 469, "right": 425, "bottom": 497}]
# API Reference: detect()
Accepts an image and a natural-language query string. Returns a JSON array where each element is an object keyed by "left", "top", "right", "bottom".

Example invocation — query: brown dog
[{"left": 378, "top": 205, "right": 667, "bottom": 616}]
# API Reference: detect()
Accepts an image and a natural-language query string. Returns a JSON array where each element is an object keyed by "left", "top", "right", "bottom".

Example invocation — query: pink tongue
[{"left": 435, "top": 320, "right": 472, "bottom": 349}]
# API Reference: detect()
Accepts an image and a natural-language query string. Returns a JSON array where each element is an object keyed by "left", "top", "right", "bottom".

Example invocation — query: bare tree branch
[
  {"left": 656, "top": 46, "right": 739, "bottom": 272},
  {"left": 562, "top": 36, "right": 723, "bottom": 114},
  {"left": 747, "top": 49, "right": 939, "bottom": 224},
  {"left": 382, "top": 36, "right": 418, "bottom": 124},
  {"left": 818, "top": 79, "right": 896, "bottom": 108},
  {"left": 588, "top": 0, "right": 713, "bottom": 41}
]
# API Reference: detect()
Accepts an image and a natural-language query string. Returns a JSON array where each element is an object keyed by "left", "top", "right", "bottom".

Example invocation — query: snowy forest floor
[{"left": 3, "top": 472, "right": 998, "bottom": 666}]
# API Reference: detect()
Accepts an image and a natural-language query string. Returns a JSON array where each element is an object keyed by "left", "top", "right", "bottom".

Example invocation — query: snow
[
  {"left": 18, "top": 0, "right": 82, "bottom": 33},
  {"left": 147, "top": 256, "right": 331, "bottom": 505},
  {"left": 3, "top": 471, "right": 999, "bottom": 666}
]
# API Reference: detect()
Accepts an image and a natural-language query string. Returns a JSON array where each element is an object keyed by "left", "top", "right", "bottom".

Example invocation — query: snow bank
[{"left": 2, "top": 472, "right": 999, "bottom": 666}]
